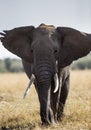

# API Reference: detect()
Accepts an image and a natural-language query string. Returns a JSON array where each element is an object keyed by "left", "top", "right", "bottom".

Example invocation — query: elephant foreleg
[
  {"left": 51, "top": 88, "right": 59, "bottom": 123},
  {"left": 57, "top": 75, "right": 70, "bottom": 121}
]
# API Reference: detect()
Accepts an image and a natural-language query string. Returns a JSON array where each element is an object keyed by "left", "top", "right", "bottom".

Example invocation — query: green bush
[
  {"left": 0, "top": 58, "right": 24, "bottom": 73},
  {"left": 0, "top": 60, "right": 7, "bottom": 72},
  {"left": 72, "top": 54, "right": 91, "bottom": 70}
]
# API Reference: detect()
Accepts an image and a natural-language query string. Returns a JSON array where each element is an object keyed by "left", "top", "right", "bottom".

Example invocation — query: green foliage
[
  {"left": 72, "top": 54, "right": 91, "bottom": 70},
  {"left": 4, "top": 58, "right": 11, "bottom": 72},
  {"left": 0, "top": 58, "right": 24, "bottom": 73},
  {"left": 0, "top": 60, "right": 7, "bottom": 72},
  {"left": 8, "top": 59, "right": 24, "bottom": 72}
]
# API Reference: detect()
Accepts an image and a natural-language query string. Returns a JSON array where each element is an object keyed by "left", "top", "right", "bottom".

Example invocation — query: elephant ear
[
  {"left": 0, "top": 26, "right": 35, "bottom": 62},
  {"left": 57, "top": 27, "right": 91, "bottom": 67}
]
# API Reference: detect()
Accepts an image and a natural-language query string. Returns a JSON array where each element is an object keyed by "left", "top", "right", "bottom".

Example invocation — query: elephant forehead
[{"left": 33, "top": 27, "right": 56, "bottom": 40}]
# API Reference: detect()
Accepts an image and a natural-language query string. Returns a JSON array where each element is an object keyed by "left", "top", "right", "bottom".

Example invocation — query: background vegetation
[
  {"left": 0, "top": 54, "right": 91, "bottom": 72},
  {"left": 0, "top": 58, "right": 24, "bottom": 73},
  {"left": 72, "top": 53, "right": 91, "bottom": 70}
]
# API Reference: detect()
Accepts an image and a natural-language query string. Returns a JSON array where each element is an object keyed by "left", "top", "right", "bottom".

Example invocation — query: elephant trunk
[{"left": 34, "top": 60, "right": 56, "bottom": 124}]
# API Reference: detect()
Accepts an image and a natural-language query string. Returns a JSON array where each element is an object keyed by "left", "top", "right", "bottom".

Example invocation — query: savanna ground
[{"left": 0, "top": 71, "right": 91, "bottom": 130}]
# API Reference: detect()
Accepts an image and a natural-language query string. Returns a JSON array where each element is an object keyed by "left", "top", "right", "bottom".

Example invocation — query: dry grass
[{"left": 0, "top": 71, "right": 91, "bottom": 130}]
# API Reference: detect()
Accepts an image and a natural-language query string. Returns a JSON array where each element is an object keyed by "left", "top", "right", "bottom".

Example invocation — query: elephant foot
[
  {"left": 41, "top": 108, "right": 57, "bottom": 125},
  {"left": 41, "top": 119, "right": 56, "bottom": 126},
  {"left": 57, "top": 113, "right": 65, "bottom": 121}
]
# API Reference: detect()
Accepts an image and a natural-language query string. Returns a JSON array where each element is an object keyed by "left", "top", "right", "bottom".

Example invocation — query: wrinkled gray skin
[{"left": 0, "top": 24, "right": 91, "bottom": 125}]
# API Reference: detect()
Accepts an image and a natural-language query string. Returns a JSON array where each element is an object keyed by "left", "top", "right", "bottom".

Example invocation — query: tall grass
[{"left": 0, "top": 71, "right": 91, "bottom": 130}]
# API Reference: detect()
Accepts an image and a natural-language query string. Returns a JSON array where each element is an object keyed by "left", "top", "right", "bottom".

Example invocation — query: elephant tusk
[
  {"left": 56, "top": 60, "right": 58, "bottom": 72},
  {"left": 23, "top": 74, "right": 35, "bottom": 99},
  {"left": 53, "top": 73, "right": 59, "bottom": 93}
]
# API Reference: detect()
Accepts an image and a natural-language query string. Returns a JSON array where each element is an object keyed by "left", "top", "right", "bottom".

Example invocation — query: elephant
[{"left": 0, "top": 23, "right": 91, "bottom": 124}]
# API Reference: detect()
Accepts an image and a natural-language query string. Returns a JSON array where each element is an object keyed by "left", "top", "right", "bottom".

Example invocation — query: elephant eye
[
  {"left": 54, "top": 49, "right": 57, "bottom": 53},
  {"left": 54, "top": 49, "right": 59, "bottom": 59},
  {"left": 54, "top": 50, "right": 58, "bottom": 55},
  {"left": 54, "top": 49, "right": 58, "bottom": 56},
  {"left": 30, "top": 48, "right": 33, "bottom": 53},
  {"left": 30, "top": 44, "right": 34, "bottom": 53}
]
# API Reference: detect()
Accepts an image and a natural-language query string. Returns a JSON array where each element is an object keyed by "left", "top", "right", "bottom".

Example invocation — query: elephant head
[{"left": 0, "top": 24, "right": 91, "bottom": 124}]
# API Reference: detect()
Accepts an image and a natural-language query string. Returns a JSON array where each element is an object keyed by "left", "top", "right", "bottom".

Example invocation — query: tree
[{"left": 4, "top": 58, "right": 11, "bottom": 72}]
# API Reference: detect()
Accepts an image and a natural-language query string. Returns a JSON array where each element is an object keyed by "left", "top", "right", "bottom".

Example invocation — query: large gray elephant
[{"left": 0, "top": 24, "right": 91, "bottom": 124}]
